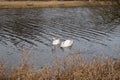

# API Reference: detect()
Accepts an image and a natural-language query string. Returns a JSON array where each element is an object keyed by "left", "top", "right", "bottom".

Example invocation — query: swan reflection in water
[{"left": 52, "top": 38, "right": 60, "bottom": 53}]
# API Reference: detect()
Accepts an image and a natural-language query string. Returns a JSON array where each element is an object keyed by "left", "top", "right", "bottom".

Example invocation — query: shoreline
[
  {"left": 0, "top": 53, "right": 120, "bottom": 79},
  {"left": 0, "top": 1, "right": 118, "bottom": 9}
]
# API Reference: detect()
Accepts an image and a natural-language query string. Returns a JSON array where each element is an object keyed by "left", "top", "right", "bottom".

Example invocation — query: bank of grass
[
  {"left": 0, "top": 52, "right": 120, "bottom": 80},
  {"left": 0, "top": 1, "right": 118, "bottom": 8}
]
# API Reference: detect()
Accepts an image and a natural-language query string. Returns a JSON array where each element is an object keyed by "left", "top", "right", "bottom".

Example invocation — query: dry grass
[
  {"left": 0, "top": 1, "right": 118, "bottom": 8},
  {"left": 0, "top": 51, "right": 120, "bottom": 80}
]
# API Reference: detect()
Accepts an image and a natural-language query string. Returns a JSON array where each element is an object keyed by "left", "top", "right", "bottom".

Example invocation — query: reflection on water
[{"left": 0, "top": 7, "right": 120, "bottom": 67}]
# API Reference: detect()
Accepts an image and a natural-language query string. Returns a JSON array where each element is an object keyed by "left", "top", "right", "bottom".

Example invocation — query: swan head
[{"left": 52, "top": 37, "right": 56, "bottom": 41}]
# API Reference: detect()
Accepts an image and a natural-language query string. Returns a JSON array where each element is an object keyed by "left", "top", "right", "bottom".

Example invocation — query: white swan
[
  {"left": 61, "top": 40, "right": 73, "bottom": 48},
  {"left": 52, "top": 38, "right": 60, "bottom": 46}
]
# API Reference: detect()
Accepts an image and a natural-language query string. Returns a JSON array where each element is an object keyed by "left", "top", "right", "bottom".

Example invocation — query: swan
[
  {"left": 61, "top": 40, "right": 73, "bottom": 48},
  {"left": 52, "top": 38, "right": 60, "bottom": 46}
]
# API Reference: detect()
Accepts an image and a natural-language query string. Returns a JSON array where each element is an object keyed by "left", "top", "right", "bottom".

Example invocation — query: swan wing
[{"left": 61, "top": 40, "right": 73, "bottom": 47}]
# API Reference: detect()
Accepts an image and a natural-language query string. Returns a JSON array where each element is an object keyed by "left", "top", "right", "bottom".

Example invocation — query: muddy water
[{"left": 0, "top": 7, "right": 120, "bottom": 68}]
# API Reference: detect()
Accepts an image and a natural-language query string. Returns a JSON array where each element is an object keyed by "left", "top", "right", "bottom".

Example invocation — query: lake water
[{"left": 0, "top": 7, "right": 120, "bottom": 68}]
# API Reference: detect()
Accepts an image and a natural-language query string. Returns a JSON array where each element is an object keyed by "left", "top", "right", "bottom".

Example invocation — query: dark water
[{"left": 0, "top": 7, "right": 120, "bottom": 68}]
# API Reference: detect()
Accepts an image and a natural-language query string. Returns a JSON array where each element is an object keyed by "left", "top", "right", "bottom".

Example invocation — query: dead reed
[{"left": 0, "top": 51, "right": 120, "bottom": 80}]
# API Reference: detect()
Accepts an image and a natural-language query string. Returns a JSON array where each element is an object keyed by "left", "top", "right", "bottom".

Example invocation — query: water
[{"left": 0, "top": 7, "right": 120, "bottom": 68}]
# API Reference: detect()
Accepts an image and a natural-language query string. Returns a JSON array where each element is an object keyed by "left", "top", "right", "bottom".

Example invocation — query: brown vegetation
[{"left": 0, "top": 52, "right": 120, "bottom": 80}]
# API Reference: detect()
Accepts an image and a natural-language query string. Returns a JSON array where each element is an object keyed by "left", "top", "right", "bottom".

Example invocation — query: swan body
[
  {"left": 52, "top": 38, "right": 60, "bottom": 46},
  {"left": 61, "top": 40, "right": 73, "bottom": 48}
]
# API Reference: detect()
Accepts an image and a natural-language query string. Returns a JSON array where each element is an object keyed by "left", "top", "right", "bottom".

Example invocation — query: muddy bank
[{"left": 0, "top": 1, "right": 117, "bottom": 8}]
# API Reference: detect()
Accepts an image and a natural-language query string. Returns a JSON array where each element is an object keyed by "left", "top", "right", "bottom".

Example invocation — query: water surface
[{"left": 0, "top": 7, "right": 120, "bottom": 68}]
